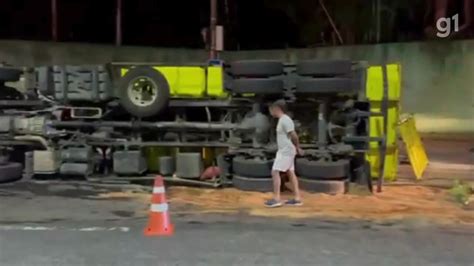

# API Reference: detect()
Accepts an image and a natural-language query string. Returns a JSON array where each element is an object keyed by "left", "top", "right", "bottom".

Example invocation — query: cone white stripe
[
  {"left": 153, "top": 186, "right": 165, "bottom": 194},
  {"left": 150, "top": 203, "right": 168, "bottom": 212}
]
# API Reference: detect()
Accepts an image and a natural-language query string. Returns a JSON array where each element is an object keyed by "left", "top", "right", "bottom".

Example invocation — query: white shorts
[{"left": 272, "top": 152, "right": 295, "bottom": 172}]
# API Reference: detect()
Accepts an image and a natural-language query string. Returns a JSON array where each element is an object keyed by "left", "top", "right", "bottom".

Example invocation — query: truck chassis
[{"left": 0, "top": 60, "right": 381, "bottom": 193}]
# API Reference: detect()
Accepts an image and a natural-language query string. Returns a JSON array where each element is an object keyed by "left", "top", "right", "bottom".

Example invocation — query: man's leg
[
  {"left": 271, "top": 170, "right": 281, "bottom": 201},
  {"left": 286, "top": 170, "right": 301, "bottom": 201},
  {"left": 265, "top": 153, "right": 285, "bottom": 207}
]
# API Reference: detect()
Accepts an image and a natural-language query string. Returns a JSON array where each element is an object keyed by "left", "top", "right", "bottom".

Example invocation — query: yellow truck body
[{"left": 122, "top": 66, "right": 227, "bottom": 98}]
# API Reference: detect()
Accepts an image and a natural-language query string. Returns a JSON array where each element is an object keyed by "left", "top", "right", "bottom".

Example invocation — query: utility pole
[
  {"left": 51, "top": 0, "right": 58, "bottom": 41},
  {"left": 210, "top": 0, "right": 218, "bottom": 59},
  {"left": 116, "top": 0, "right": 122, "bottom": 46},
  {"left": 376, "top": 0, "right": 381, "bottom": 43}
]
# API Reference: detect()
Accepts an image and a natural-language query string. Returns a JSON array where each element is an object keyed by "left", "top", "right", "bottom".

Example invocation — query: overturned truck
[{"left": 0, "top": 59, "right": 380, "bottom": 193}]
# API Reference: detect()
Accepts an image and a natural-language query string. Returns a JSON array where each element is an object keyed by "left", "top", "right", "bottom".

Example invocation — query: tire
[
  {"left": 230, "top": 60, "right": 283, "bottom": 77},
  {"left": 0, "top": 67, "right": 22, "bottom": 82},
  {"left": 295, "top": 158, "right": 349, "bottom": 180},
  {"left": 296, "top": 78, "right": 357, "bottom": 93},
  {"left": 118, "top": 66, "right": 170, "bottom": 118},
  {"left": 233, "top": 156, "right": 273, "bottom": 178},
  {"left": 233, "top": 175, "right": 273, "bottom": 192},
  {"left": 296, "top": 60, "right": 352, "bottom": 77},
  {"left": 231, "top": 78, "right": 284, "bottom": 94},
  {"left": 0, "top": 162, "right": 23, "bottom": 183},
  {"left": 299, "top": 177, "right": 348, "bottom": 195}
]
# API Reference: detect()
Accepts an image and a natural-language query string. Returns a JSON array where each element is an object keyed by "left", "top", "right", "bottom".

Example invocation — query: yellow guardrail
[{"left": 399, "top": 115, "right": 429, "bottom": 179}]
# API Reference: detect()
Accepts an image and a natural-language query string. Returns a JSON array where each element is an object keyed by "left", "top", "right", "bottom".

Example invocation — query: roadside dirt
[
  {"left": 4, "top": 180, "right": 471, "bottom": 225},
  {"left": 89, "top": 182, "right": 474, "bottom": 225},
  {"left": 165, "top": 185, "right": 474, "bottom": 225},
  {"left": 96, "top": 136, "right": 472, "bottom": 224}
]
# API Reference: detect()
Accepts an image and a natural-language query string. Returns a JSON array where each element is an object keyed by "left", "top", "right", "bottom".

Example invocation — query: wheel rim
[{"left": 127, "top": 76, "right": 158, "bottom": 107}]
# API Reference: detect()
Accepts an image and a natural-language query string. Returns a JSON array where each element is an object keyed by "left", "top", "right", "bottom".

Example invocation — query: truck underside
[{"left": 0, "top": 60, "right": 377, "bottom": 193}]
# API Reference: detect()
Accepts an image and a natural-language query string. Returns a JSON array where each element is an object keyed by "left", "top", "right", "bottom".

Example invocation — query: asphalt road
[
  {"left": 1, "top": 217, "right": 474, "bottom": 266},
  {"left": 1, "top": 181, "right": 473, "bottom": 266}
]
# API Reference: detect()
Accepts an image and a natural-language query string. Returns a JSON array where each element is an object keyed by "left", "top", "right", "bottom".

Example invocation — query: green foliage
[{"left": 449, "top": 180, "right": 473, "bottom": 205}]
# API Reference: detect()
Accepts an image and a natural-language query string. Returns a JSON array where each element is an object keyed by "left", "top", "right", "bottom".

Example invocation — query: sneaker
[
  {"left": 264, "top": 199, "right": 283, "bottom": 208},
  {"left": 285, "top": 199, "right": 303, "bottom": 206}
]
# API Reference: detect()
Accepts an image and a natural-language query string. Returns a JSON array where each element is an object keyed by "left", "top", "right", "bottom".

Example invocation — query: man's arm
[
  {"left": 289, "top": 131, "right": 303, "bottom": 155},
  {"left": 289, "top": 131, "right": 300, "bottom": 149},
  {"left": 283, "top": 117, "right": 303, "bottom": 155}
]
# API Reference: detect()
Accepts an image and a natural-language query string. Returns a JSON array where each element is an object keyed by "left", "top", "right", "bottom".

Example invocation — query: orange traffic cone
[{"left": 143, "top": 176, "right": 174, "bottom": 236}]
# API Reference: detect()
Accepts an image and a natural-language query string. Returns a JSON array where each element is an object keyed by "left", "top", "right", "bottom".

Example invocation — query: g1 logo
[{"left": 436, "top": 14, "right": 459, "bottom": 38}]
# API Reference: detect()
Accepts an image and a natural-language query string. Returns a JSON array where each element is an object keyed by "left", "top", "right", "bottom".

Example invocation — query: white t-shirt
[{"left": 276, "top": 114, "right": 296, "bottom": 156}]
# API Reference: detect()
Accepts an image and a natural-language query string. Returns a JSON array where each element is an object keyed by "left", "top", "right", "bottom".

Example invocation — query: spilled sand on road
[
  {"left": 91, "top": 191, "right": 151, "bottom": 202},
  {"left": 88, "top": 189, "right": 152, "bottom": 215},
  {"left": 166, "top": 185, "right": 474, "bottom": 224},
  {"left": 90, "top": 185, "right": 474, "bottom": 224}
]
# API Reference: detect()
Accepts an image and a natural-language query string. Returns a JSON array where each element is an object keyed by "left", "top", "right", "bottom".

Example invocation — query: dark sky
[
  {"left": 0, "top": 0, "right": 207, "bottom": 46},
  {"left": 0, "top": 0, "right": 471, "bottom": 49},
  {"left": 0, "top": 0, "right": 299, "bottom": 49}
]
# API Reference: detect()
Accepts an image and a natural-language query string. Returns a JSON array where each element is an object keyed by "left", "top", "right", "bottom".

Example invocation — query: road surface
[
  {"left": 1, "top": 215, "right": 474, "bottom": 265},
  {"left": 0, "top": 180, "right": 473, "bottom": 266}
]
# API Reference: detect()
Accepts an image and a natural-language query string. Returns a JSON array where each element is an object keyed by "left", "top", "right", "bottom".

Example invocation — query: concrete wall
[
  {"left": 223, "top": 41, "right": 474, "bottom": 134},
  {"left": 0, "top": 40, "right": 207, "bottom": 66},
  {"left": 1, "top": 40, "right": 473, "bottom": 133}
]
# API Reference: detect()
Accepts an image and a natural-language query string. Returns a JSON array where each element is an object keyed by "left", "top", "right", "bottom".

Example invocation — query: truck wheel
[
  {"left": 231, "top": 78, "right": 284, "bottom": 94},
  {"left": 0, "top": 67, "right": 22, "bottom": 82},
  {"left": 295, "top": 78, "right": 357, "bottom": 93},
  {"left": 296, "top": 60, "right": 352, "bottom": 77},
  {"left": 299, "top": 177, "right": 348, "bottom": 195},
  {"left": 233, "top": 156, "right": 273, "bottom": 178},
  {"left": 295, "top": 158, "right": 349, "bottom": 180},
  {"left": 230, "top": 60, "right": 283, "bottom": 77},
  {"left": 118, "top": 67, "right": 170, "bottom": 118},
  {"left": 233, "top": 175, "right": 273, "bottom": 192},
  {"left": 0, "top": 162, "right": 23, "bottom": 183}
]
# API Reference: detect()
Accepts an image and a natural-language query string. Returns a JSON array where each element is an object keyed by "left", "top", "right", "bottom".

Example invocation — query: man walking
[{"left": 265, "top": 100, "right": 303, "bottom": 208}]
